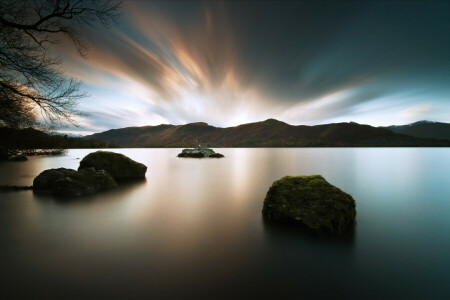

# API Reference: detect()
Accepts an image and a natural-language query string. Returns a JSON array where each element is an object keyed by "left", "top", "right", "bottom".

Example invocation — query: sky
[{"left": 58, "top": 1, "right": 450, "bottom": 135}]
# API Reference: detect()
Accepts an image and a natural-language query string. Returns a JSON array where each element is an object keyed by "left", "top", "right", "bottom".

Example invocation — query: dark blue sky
[{"left": 59, "top": 1, "right": 450, "bottom": 134}]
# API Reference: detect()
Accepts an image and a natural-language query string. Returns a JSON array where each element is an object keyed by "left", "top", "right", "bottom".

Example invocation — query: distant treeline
[{"left": 0, "top": 127, "right": 112, "bottom": 149}]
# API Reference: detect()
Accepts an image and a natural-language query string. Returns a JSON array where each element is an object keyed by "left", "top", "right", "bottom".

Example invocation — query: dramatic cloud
[{"left": 57, "top": 1, "right": 450, "bottom": 134}]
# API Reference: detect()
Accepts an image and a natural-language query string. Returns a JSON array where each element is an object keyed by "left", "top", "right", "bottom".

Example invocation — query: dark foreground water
[{"left": 0, "top": 148, "right": 449, "bottom": 299}]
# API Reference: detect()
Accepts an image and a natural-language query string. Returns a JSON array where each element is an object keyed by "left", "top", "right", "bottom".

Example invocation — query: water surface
[{"left": 0, "top": 148, "right": 449, "bottom": 299}]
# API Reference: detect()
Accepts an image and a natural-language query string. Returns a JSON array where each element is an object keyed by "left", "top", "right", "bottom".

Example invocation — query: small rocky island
[
  {"left": 177, "top": 146, "right": 224, "bottom": 158},
  {"left": 33, "top": 151, "right": 147, "bottom": 197},
  {"left": 262, "top": 175, "right": 356, "bottom": 235}
]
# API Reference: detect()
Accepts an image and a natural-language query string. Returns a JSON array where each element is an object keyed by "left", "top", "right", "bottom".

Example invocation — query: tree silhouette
[{"left": 0, "top": 0, "right": 121, "bottom": 129}]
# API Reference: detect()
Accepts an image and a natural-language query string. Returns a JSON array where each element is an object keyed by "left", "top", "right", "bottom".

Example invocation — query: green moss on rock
[
  {"left": 33, "top": 168, "right": 77, "bottom": 190},
  {"left": 33, "top": 167, "right": 117, "bottom": 197},
  {"left": 262, "top": 175, "right": 356, "bottom": 235},
  {"left": 78, "top": 151, "right": 147, "bottom": 180}
]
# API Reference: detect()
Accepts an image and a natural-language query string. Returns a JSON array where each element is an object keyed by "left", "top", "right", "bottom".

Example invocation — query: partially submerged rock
[
  {"left": 33, "top": 168, "right": 77, "bottom": 190},
  {"left": 177, "top": 148, "right": 224, "bottom": 158},
  {"left": 33, "top": 167, "right": 117, "bottom": 197},
  {"left": 78, "top": 151, "right": 147, "bottom": 180},
  {"left": 30, "top": 151, "right": 146, "bottom": 198},
  {"left": 262, "top": 175, "right": 356, "bottom": 235}
]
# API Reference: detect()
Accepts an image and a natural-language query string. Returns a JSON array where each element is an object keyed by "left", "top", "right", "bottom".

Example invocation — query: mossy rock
[
  {"left": 78, "top": 151, "right": 147, "bottom": 180},
  {"left": 33, "top": 168, "right": 77, "bottom": 190},
  {"left": 262, "top": 175, "right": 356, "bottom": 235},
  {"left": 33, "top": 167, "right": 117, "bottom": 197}
]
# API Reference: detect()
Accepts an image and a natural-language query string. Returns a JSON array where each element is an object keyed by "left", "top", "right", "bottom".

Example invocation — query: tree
[{"left": 0, "top": 0, "right": 121, "bottom": 129}]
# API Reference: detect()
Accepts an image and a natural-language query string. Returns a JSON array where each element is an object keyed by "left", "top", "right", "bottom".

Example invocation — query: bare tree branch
[{"left": 0, "top": 0, "right": 121, "bottom": 129}]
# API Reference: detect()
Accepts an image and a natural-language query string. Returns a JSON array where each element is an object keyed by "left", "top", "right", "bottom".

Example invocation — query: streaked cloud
[{"left": 55, "top": 1, "right": 450, "bottom": 134}]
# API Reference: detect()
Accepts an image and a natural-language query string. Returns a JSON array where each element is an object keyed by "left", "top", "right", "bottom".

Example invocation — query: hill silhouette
[
  {"left": 384, "top": 121, "right": 450, "bottom": 140},
  {"left": 85, "top": 119, "right": 450, "bottom": 147}
]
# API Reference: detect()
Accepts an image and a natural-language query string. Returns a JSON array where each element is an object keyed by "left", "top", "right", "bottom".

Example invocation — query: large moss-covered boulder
[
  {"left": 177, "top": 148, "right": 224, "bottom": 158},
  {"left": 78, "top": 151, "right": 147, "bottom": 180},
  {"left": 262, "top": 175, "right": 356, "bottom": 235},
  {"left": 33, "top": 167, "right": 117, "bottom": 197}
]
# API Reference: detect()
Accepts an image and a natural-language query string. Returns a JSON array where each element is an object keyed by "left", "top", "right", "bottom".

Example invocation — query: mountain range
[
  {"left": 383, "top": 120, "right": 450, "bottom": 140},
  {"left": 85, "top": 119, "right": 450, "bottom": 147}
]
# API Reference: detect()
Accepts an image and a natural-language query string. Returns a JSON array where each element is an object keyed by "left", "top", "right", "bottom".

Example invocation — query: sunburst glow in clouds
[{"left": 57, "top": 1, "right": 450, "bottom": 134}]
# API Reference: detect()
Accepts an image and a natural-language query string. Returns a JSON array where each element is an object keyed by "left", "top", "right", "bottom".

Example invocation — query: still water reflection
[{"left": 0, "top": 148, "right": 449, "bottom": 299}]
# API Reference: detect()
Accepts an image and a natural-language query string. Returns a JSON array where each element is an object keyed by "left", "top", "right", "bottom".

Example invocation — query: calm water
[{"left": 0, "top": 148, "right": 449, "bottom": 299}]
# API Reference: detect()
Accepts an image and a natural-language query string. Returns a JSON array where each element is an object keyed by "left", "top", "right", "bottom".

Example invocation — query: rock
[
  {"left": 177, "top": 148, "right": 224, "bottom": 158},
  {"left": 9, "top": 155, "right": 28, "bottom": 161},
  {"left": 33, "top": 167, "right": 117, "bottom": 197},
  {"left": 78, "top": 151, "right": 147, "bottom": 180},
  {"left": 33, "top": 168, "right": 77, "bottom": 190},
  {"left": 262, "top": 175, "right": 356, "bottom": 235},
  {"left": 32, "top": 151, "right": 146, "bottom": 198}
]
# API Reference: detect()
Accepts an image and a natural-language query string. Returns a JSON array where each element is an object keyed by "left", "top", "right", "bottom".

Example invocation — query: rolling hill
[
  {"left": 85, "top": 119, "right": 450, "bottom": 147},
  {"left": 384, "top": 121, "right": 450, "bottom": 140}
]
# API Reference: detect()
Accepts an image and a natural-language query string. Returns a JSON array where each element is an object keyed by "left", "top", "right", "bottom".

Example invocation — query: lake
[{"left": 0, "top": 148, "right": 449, "bottom": 299}]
